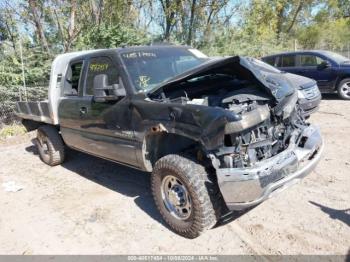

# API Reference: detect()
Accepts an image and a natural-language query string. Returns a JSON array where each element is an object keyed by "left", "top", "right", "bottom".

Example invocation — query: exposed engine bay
[
  {"left": 219, "top": 102, "right": 305, "bottom": 169},
  {"left": 151, "top": 74, "right": 308, "bottom": 169}
]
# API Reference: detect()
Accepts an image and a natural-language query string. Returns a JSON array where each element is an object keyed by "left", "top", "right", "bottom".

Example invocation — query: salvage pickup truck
[{"left": 16, "top": 45, "right": 323, "bottom": 238}]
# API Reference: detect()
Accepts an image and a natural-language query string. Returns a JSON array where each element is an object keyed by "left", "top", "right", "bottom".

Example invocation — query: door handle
[{"left": 79, "top": 107, "right": 87, "bottom": 116}]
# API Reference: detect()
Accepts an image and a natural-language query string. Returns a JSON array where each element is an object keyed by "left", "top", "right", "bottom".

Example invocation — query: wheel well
[
  {"left": 22, "top": 120, "right": 60, "bottom": 135},
  {"left": 21, "top": 119, "right": 43, "bottom": 132},
  {"left": 143, "top": 132, "right": 202, "bottom": 171},
  {"left": 336, "top": 76, "right": 350, "bottom": 89}
]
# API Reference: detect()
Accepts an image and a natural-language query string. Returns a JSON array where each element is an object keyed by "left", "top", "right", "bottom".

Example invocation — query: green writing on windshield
[{"left": 89, "top": 63, "right": 109, "bottom": 72}]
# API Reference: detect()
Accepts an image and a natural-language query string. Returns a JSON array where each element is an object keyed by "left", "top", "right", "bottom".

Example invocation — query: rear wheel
[
  {"left": 151, "top": 154, "right": 222, "bottom": 238},
  {"left": 36, "top": 125, "right": 65, "bottom": 166},
  {"left": 337, "top": 78, "right": 350, "bottom": 100}
]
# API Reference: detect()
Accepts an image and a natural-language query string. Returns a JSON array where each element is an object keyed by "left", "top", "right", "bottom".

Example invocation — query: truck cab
[{"left": 57, "top": 50, "right": 140, "bottom": 167}]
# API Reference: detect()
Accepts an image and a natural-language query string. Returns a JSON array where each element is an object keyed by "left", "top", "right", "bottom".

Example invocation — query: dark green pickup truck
[{"left": 16, "top": 45, "right": 323, "bottom": 238}]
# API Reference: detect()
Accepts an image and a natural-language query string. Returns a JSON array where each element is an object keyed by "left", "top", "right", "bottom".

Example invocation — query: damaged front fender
[{"left": 131, "top": 98, "right": 240, "bottom": 150}]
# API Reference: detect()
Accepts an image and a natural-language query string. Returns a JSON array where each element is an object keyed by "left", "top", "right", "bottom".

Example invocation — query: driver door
[{"left": 72, "top": 56, "right": 138, "bottom": 167}]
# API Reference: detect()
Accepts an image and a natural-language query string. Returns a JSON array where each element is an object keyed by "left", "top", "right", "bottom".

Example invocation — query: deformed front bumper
[{"left": 216, "top": 125, "right": 323, "bottom": 211}]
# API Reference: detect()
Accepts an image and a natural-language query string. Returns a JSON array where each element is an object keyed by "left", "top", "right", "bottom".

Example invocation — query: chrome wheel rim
[
  {"left": 161, "top": 175, "right": 192, "bottom": 220},
  {"left": 340, "top": 82, "right": 350, "bottom": 98}
]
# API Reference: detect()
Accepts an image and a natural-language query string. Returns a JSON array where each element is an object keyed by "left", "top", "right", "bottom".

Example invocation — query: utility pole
[{"left": 19, "top": 38, "right": 27, "bottom": 101}]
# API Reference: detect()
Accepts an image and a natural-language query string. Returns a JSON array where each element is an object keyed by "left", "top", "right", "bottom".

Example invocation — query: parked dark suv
[{"left": 262, "top": 50, "right": 350, "bottom": 99}]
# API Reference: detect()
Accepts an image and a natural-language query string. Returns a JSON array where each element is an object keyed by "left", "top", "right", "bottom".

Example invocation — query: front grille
[{"left": 302, "top": 85, "right": 320, "bottom": 100}]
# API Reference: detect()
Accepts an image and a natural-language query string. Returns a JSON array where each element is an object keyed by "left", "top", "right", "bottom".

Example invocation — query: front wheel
[
  {"left": 151, "top": 154, "right": 221, "bottom": 238},
  {"left": 337, "top": 78, "right": 350, "bottom": 100}
]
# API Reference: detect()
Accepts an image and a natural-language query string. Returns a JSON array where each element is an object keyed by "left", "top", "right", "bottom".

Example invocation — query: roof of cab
[
  {"left": 52, "top": 45, "right": 192, "bottom": 65},
  {"left": 53, "top": 49, "right": 114, "bottom": 64}
]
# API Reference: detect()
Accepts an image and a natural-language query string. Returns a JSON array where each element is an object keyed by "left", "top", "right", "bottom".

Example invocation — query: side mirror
[
  {"left": 317, "top": 61, "right": 331, "bottom": 70},
  {"left": 93, "top": 74, "right": 125, "bottom": 102}
]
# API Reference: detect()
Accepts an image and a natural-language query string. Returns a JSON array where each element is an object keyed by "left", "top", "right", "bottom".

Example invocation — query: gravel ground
[{"left": 0, "top": 95, "right": 349, "bottom": 255}]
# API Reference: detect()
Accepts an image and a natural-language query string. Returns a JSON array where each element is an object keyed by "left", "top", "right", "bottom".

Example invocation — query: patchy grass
[{"left": 0, "top": 124, "right": 26, "bottom": 140}]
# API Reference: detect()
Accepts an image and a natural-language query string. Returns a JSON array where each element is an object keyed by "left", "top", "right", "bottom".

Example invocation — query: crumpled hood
[{"left": 149, "top": 56, "right": 296, "bottom": 103}]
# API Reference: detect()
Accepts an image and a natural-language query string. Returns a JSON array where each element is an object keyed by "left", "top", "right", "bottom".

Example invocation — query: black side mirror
[
  {"left": 93, "top": 74, "right": 125, "bottom": 102},
  {"left": 317, "top": 61, "right": 331, "bottom": 70}
]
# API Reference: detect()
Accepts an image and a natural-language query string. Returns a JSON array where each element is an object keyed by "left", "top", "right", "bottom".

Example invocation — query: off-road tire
[
  {"left": 337, "top": 78, "right": 350, "bottom": 100},
  {"left": 151, "top": 154, "right": 222, "bottom": 238},
  {"left": 36, "top": 125, "right": 65, "bottom": 166}
]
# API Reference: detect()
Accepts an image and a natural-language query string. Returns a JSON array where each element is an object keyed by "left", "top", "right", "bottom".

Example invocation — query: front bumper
[{"left": 216, "top": 125, "right": 323, "bottom": 211}]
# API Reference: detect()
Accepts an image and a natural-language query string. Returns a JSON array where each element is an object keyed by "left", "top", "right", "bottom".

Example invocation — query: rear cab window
[{"left": 64, "top": 61, "right": 83, "bottom": 96}]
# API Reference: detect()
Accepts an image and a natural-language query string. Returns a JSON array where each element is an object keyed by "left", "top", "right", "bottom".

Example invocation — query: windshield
[
  {"left": 323, "top": 51, "right": 350, "bottom": 63},
  {"left": 120, "top": 47, "right": 208, "bottom": 92}
]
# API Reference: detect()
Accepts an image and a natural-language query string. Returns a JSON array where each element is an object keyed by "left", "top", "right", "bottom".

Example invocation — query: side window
[
  {"left": 263, "top": 56, "right": 276, "bottom": 66},
  {"left": 280, "top": 55, "right": 296, "bottom": 67},
  {"left": 64, "top": 61, "right": 83, "bottom": 96},
  {"left": 300, "top": 55, "right": 325, "bottom": 66},
  {"left": 85, "top": 56, "right": 119, "bottom": 95}
]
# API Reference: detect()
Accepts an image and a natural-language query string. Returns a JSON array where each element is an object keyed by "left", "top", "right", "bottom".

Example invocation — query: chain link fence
[
  {"left": 336, "top": 50, "right": 350, "bottom": 58},
  {"left": 0, "top": 85, "right": 48, "bottom": 126},
  {"left": 321, "top": 47, "right": 350, "bottom": 59},
  {"left": 310, "top": 42, "right": 350, "bottom": 58}
]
